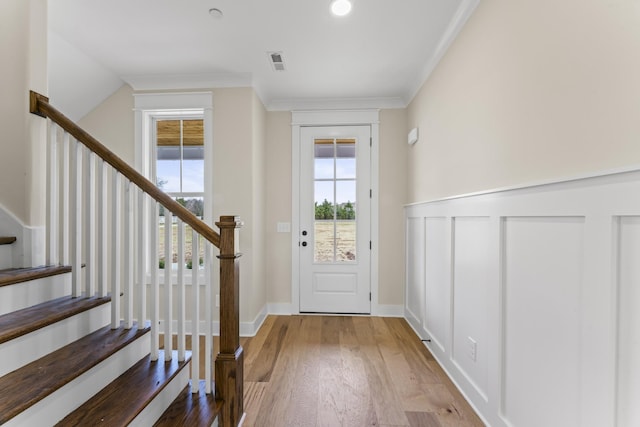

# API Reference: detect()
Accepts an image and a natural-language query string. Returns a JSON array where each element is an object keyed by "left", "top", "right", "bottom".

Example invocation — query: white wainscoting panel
[
  {"left": 424, "top": 217, "right": 449, "bottom": 352},
  {"left": 617, "top": 216, "right": 640, "bottom": 427},
  {"left": 405, "top": 168, "right": 640, "bottom": 427},
  {"left": 406, "top": 217, "right": 425, "bottom": 329},
  {"left": 452, "top": 217, "right": 490, "bottom": 400},
  {"left": 502, "top": 217, "right": 584, "bottom": 427}
]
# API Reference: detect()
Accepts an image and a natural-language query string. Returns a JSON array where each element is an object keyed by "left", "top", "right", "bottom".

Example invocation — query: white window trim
[
  {"left": 291, "top": 109, "right": 380, "bottom": 314},
  {"left": 134, "top": 92, "right": 214, "bottom": 285}
]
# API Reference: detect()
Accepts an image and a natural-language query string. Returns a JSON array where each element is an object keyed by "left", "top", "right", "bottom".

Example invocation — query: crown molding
[
  {"left": 122, "top": 72, "right": 253, "bottom": 91},
  {"left": 266, "top": 96, "right": 405, "bottom": 112},
  {"left": 404, "top": 0, "right": 481, "bottom": 104}
]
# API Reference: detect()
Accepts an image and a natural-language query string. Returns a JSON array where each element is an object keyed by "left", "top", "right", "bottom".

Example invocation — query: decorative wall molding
[{"left": 405, "top": 168, "right": 640, "bottom": 427}]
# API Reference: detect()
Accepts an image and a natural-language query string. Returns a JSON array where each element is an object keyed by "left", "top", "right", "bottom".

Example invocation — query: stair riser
[
  {"left": 4, "top": 332, "right": 151, "bottom": 427},
  {"left": 0, "top": 303, "right": 110, "bottom": 377},
  {"left": 0, "top": 272, "right": 71, "bottom": 316},
  {"left": 130, "top": 362, "right": 192, "bottom": 427}
]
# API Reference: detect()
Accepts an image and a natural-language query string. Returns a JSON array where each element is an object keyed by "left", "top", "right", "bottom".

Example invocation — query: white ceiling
[{"left": 48, "top": 0, "right": 478, "bottom": 117}]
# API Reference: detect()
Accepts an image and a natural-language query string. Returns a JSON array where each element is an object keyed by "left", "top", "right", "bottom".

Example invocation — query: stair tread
[
  {"left": 0, "top": 294, "right": 110, "bottom": 345},
  {"left": 0, "top": 323, "right": 149, "bottom": 424},
  {"left": 57, "top": 349, "right": 191, "bottom": 426},
  {"left": 0, "top": 265, "right": 71, "bottom": 288},
  {"left": 0, "top": 236, "right": 16, "bottom": 245},
  {"left": 154, "top": 380, "right": 223, "bottom": 427}
]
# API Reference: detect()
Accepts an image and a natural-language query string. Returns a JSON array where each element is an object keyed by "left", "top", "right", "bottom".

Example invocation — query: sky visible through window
[
  {"left": 314, "top": 140, "right": 356, "bottom": 208},
  {"left": 157, "top": 158, "right": 204, "bottom": 193}
]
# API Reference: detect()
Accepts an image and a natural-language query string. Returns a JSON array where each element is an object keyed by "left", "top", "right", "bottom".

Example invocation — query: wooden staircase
[
  {"left": 2, "top": 91, "right": 245, "bottom": 426},
  {"left": 0, "top": 266, "right": 222, "bottom": 426}
]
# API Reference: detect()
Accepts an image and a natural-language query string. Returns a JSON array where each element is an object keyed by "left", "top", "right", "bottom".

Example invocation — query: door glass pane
[
  {"left": 314, "top": 221, "right": 335, "bottom": 263},
  {"left": 336, "top": 221, "right": 356, "bottom": 261},
  {"left": 336, "top": 139, "right": 356, "bottom": 179},
  {"left": 313, "top": 137, "right": 357, "bottom": 264},
  {"left": 314, "top": 140, "right": 334, "bottom": 180}
]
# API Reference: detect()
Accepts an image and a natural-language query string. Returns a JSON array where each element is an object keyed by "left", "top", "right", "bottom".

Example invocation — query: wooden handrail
[{"left": 29, "top": 91, "right": 220, "bottom": 248}]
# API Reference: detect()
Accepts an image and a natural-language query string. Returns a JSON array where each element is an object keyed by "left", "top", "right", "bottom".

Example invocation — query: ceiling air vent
[{"left": 268, "top": 51, "right": 286, "bottom": 72}]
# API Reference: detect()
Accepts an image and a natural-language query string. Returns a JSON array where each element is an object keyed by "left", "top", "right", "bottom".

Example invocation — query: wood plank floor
[{"left": 241, "top": 316, "right": 484, "bottom": 427}]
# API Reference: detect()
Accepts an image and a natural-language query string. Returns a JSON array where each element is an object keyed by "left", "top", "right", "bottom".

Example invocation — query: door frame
[{"left": 291, "top": 110, "right": 380, "bottom": 315}]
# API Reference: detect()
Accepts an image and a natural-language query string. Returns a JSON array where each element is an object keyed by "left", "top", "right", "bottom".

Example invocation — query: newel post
[{"left": 215, "top": 215, "right": 244, "bottom": 427}]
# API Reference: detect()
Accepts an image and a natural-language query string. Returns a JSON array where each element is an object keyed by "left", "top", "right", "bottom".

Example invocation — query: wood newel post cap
[{"left": 216, "top": 215, "right": 243, "bottom": 229}]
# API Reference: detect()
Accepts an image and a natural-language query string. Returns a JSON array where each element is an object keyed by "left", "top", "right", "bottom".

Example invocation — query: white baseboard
[
  {"left": 156, "top": 304, "right": 268, "bottom": 338},
  {"left": 267, "top": 303, "right": 294, "bottom": 315},
  {"left": 155, "top": 303, "right": 403, "bottom": 339},
  {"left": 373, "top": 304, "right": 404, "bottom": 317},
  {"left": 240, "top": 305, "right": 268, "bottom": 337}
]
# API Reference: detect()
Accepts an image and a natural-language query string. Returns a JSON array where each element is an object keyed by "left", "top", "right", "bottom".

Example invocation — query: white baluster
[
  {"left": 137, "top": 189, "right": 147, "bottom": 329},
  {"left": 150, "top": 202, "right": 160, "bottom": 360},
  {"left": 47, "top": 121, "right": 59, "bottom": 265},
  {"left": 111, "top": 171, "right": 121, "bottom": 329},
  {"left": 123, "top": 181, "right": 134, "bottom": 328},
  {"left": 191, "top": 230, "right": 200, "bottom": 391},
  {"left": 71, "top": 139, "right": 83, "bottom": 297},
  {"left": 177, "top": 219, "right": 186, "bottom": 361},
  {"left": 85, "top": 149, "right": 96, "bottom": 296},
  {"left": 164, "top": 210, "right": 173, "bottom": 360},
  {"left": 98, "top": 160, "right": 108, "bottom": 297},
  {"left": 60, "top": 132, "right": 70, "bottom": 265},
  {"left": 205, "top": 241, "right": 213, "bottom": 394}
]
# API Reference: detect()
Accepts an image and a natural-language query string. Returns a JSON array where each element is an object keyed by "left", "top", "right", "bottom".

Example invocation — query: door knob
[
  {"left": 302, "top": 241, "right": 307, "bottom": 247},
  {"left": 302, "top": 230, "right": 308, "bottom": 236}
]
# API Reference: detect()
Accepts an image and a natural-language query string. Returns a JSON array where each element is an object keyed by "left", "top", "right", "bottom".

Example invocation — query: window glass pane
[
  {"left": 336, "top": 158, "right": 356, "bottom": 179},
  {"left": 314, "top": 141, "right": 334, "bottom": 158},
  {"left": 336, "top": 180, "right": 356, "bottom": 207},
  {"left": 314, "top": 220, "right": 335, "bottom": 263},
  {"left": 181, "top": 196, "right": 204, "bottom": 218},
  {"left": 314, "top": 140, "right": 334, "bottom": 180},
  {"left": 336, "top": 221, "right": 356, "bottom": 262},
  {"left": 336, "top": 140, "right": 355, "bottom": 158},
  {"left": 157, "top": 120, "right": 181, "bottom": 147},
  {"left": 336, "top": 140, "right": 355, "bottom": 179},
  {"left": 157, "top": 159, "right": 181, "bottom": 192},
  {"left": 183, "top": 119, "right": 204, "bottom": 146},
  {"left": 315, "top": 158, "right": 334, "bottom": 180},
  {"left": 182, "top": 159, "right": 204, "bottom": 192},
  {"left": 314, "top": 181, "right": 334, "bottom": 219}
]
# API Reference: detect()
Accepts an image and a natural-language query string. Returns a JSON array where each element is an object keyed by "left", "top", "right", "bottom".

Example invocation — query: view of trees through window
[{"left": 314, "top": 199, "right": 355, "bottom": 220}]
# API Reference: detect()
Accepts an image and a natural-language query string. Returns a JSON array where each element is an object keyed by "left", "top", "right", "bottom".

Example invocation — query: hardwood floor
[{"left": 241, "top": 315, "right": 484, "bottom": 427}]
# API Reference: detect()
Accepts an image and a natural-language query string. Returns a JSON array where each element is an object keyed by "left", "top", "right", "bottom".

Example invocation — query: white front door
[{"left": 299, "top": 126, "right": 371, "bottom": 314}]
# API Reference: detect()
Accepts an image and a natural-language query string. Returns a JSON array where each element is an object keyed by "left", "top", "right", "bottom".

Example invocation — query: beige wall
[
  {"left": 0, "top": 0, "right": 48, "bottom": 226},
  {"left": 78, "top": 84, "right": 134, "bottom": 162},
  {"left": 265, "top": 111, "right": 292, "bottom": 304},
  {"left": 407, "top": 0, "right": 640, "bottom": 204},
  {"left": 250, "top": 91, "right": 267, "bottom": 320},
  {"left": 378, "top": 109, "right": 408, "bottom": 305}
]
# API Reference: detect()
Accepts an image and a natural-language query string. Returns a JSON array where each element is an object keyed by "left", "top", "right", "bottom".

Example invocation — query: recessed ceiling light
[
  {"left": 209, "top": 8, "right": 223, "bottom": 19},
  {"left": 330, "top": 0, "right": 352, "bottom": 17}
]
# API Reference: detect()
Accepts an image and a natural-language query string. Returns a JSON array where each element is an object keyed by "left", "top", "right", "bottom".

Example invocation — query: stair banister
[
  {"left": 30, "top": 91, "right": 221, "bottom": 248},
  {"left": 29, "top": 90, "right": 244, "bottom": 427}
]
